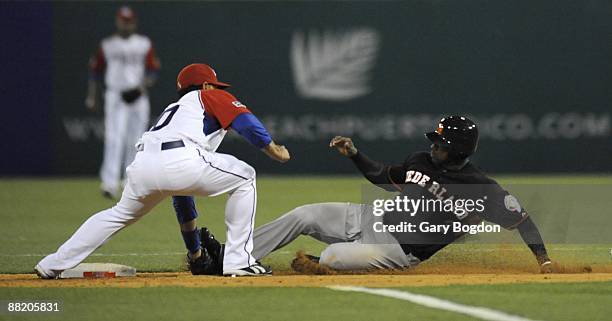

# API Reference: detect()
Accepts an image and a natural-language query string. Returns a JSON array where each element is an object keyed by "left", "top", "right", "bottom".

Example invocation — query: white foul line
[{"left": 328, "top": 286, "right": 540, "bottom": 321}]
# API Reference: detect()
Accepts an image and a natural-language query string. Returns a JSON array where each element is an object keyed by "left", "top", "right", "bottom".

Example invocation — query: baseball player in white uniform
[
  {"left": 86, "top": 6, "right": 161, "bottom": 199},
  {"left": 37, "top": 63, "right": 290, "bottom": 278}
]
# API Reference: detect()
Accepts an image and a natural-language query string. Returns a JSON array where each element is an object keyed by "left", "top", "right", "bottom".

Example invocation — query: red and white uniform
[
  {"left": 91, "top": 33, "right": 160, "bottom": 196},
  {"left": 143, "top": 89, "right": 249, "bottom": 153},
  {"left": 38, "top": 88, "right": 261, "bottom": 274}
]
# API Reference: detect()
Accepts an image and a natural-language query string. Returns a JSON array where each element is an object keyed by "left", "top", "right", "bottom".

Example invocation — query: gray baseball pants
[{"left": 252, "top": 202, "right": 420, "bottom": 270}]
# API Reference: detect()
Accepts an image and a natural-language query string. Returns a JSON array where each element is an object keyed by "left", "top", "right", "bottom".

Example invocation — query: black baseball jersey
[{"left": 354, "top": 151, "right": 528, "bottom": 261}]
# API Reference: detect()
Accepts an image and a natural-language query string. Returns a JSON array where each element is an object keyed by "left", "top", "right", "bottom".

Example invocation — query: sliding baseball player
[{"left": 251, "top": 116, "right": 555, "bottom": 272}]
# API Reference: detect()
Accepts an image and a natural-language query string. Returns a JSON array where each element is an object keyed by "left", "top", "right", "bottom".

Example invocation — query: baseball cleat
[
  {"left": 304, "top": 254, "right": 320, "bottom": 263},
  {"left": 223, "top": 263, "right": 272, "bottom": 276},
  {"left": 34, "top": 264, "right": 58, "bottom": 280},
  {"left": 290, "top": 253, "right": 320, "bottom": 267},
  {"left": 101, "top": 189, "right": 115, "bottom": 200}
]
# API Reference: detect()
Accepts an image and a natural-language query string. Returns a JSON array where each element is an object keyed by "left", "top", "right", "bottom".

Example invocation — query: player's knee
[
  {"left": 111, "top": 204, "right": 130, "bottom": 218},
  {"left": 241, "top": 163, "right": 256, "bottom": 180},
  {"left": 230, "top": 164, "right": 256, "bottom": 192},
  {"left": 248, "top": 165, "right": 256, "bottom": 179},
  {"left": 98, "top": 207, "right": 137, "bottom": 225},
  {"left": 320, "top": 246, "right": 345, "bottom": 270},
  {"left": 288, "top": 205, "right": 318, "bottom": 228}
]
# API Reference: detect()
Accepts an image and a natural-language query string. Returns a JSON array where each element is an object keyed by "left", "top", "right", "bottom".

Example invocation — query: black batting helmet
[{"left": 425, "top": 116, "right": 479, "bottom": 159}]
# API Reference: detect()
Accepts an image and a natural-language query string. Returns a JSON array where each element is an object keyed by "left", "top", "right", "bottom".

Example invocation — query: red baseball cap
[
  {"left": 176, "top": 64, "right": 231, "bottom": 90},
  {"left": 116, "top": 6, "right": 136, "bottom": 22}
]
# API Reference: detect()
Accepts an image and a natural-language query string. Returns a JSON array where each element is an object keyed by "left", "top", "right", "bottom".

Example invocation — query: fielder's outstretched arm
[{"left": 231, "top": 113, "right": 290, "bottom": 163}]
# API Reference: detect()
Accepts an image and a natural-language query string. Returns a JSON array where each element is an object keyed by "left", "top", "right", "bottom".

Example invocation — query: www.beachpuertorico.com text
[{"left": 371, "top": 196, "right": 501, "bottom": 235}]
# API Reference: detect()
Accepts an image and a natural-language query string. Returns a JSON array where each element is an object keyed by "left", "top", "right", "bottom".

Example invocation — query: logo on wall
[{"left": 290, "top": 28, "right": 380, "bottom": 101}]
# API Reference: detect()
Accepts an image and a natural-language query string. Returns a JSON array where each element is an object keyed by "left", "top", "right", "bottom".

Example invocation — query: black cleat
[
  {"left": 304, "top": 255, "right": 320, "bottom": 263},
  {"left": 101, "top": 190, "right": 115, "bottom": 200}
]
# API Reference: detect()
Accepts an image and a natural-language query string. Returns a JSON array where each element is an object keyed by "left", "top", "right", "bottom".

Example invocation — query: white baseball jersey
[
  {"left": 91, "top": 33, "right": 160, "bottom": 91},
  {"left": 142, "top": 89, "right": 251, "bottom": 152}
]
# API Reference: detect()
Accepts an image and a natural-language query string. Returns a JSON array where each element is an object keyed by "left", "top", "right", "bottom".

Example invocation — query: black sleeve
[
  {"left": 478, "top": 180, "right": 550, "bottom": 264},
  {"left": 479, "top": 184, "right": 529, "bottom": 230},
  {"left": 517, "top": 217, "right": 550, "bottom": 264},
  {"left": 349, "top": 151, "right": 405, "bottom": 190}
]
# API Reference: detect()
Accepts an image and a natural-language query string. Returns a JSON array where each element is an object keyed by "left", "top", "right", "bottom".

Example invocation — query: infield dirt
[
  {"left": 4, "top": 252, "right": 612, "bottom": 288},
  {"left": 2, "top": 272, "right": 612, "bottom": 288}
]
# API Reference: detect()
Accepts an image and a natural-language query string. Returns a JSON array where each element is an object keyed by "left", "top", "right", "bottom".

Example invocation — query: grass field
[
  {"left": 1, "top": 176, "right": 611, "bottom": 320},
  {"left": 2, "top": 282, "right": 611, "bottom": 321}
]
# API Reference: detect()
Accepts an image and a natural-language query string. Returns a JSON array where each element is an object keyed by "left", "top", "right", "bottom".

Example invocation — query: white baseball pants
[
  {"left": 100, "top": 90, "right": 150, "bottom": 195},
  {"left": 38, "top": 138, "right": 258, "bottom": 274}
]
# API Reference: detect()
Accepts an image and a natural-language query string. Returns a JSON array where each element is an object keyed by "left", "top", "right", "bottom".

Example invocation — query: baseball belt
[{"left": 136, "top": 140, "right": 185, "bottom": 152}]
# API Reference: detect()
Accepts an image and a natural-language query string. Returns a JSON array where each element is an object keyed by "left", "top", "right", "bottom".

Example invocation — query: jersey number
[{"left": 149, "top": 105, "right": 179, "bottom": 131}]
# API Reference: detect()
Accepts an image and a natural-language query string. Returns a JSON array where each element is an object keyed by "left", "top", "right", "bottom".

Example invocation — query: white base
[{"left": 59, "top": 263, "right": 136, "bottom": 279}]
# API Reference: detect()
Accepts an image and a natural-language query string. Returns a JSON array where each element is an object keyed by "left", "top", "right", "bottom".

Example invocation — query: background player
[
  {"left": 248, "top": 116, "right": 556, "bottom": 273},
  {"left": 86, "top": 6, "right": 161, "bottom": 199},
  {"left": 36, "top": 63, "right": 290, "bottom": 278}
]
